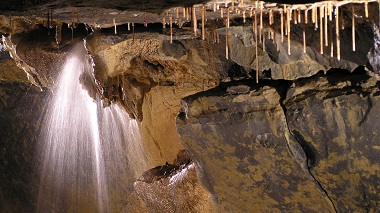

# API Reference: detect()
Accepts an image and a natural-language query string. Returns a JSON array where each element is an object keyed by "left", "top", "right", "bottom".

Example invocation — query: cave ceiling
[{"left": 0, "top": 0, "right": 376, "bottom": 32}]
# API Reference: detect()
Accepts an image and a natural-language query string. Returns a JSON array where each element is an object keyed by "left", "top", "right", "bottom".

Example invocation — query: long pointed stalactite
[
  {"left": 320, "top": 5, "right": 324, "bottom": 54},
  {"left": 352, "top": 3, "right": 356, "bottom": 52},
  {"left": 287, "top": 7, "right": 291, "bottom": 55},
  {"left": 336, "top": 6, "right": 341, "bottom": 60}
]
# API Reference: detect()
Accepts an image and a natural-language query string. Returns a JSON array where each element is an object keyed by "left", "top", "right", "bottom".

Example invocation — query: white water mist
[{"left": 37, "top": 43, "right": 147, "bottom": 212}]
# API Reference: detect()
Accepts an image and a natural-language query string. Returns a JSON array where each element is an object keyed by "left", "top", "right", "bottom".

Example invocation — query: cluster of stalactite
[
  {"left": 1, "top": 1, "right": 377, "bottom": 84},
  {"left": 153, "top": 0, "right": 377, "bottom": 83}
]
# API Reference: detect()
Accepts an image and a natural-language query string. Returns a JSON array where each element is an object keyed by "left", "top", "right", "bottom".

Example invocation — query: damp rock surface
[
  {"left": 134, "top": 150, "right": 215, "bottom": 213},
  {"left": 176, "top": 69, "right": 380, "bottom": 212}
]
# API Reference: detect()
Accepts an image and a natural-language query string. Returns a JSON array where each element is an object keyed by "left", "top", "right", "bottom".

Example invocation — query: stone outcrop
[
  {"left": 85, "top": 31, "right": 227, "bottom": 120},
  {"left": 177, "top": 68, "right": 380, "bottom": 212},
  {"left": 134, "top": 150, "right": 216, "bottom": 213}
]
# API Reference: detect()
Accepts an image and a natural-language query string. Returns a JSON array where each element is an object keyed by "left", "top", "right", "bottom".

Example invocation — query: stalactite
[
  {"left": 176, "top": 8, "right": 179, "bottom": 19},
  {"left": 250, "top": 8, "right": 253, "bottom": 17},
  {"left": 341, "top": 7, "right": 345, "bottom": 30},
  {"left": 303, "top": 28, "right": 306, "bottom": 53},
  {"left": 128, "top": 22, "right": 130, "bottom": 30},
  {"left": 221, "top": 8, "right": 224, "bottom": 18},
  {"left": 170, "top": 14, "right": 173, "bottom": 43},
  {"left": 192, "top": 6, "right": 197, "bottom": 36},
  {"left": 179, "top": 18, "right": 183, "bottom": 28},
  {"left": 260, "top": 1, "right": 263, "bottom": 29},
  {"left": 312, "top": 7, "right": 315, "bottom": 24},
  {"left": 254, "top": 7, "right": 259, "bottom": 83},
  {"left": 285, "top": 9, "right": 288, "bottom": 36},
  {"left": 213, "top": 3, "right": 217, "bottom": 12},
  {"left": 259, "top": 1, "right": 263, "bottom": 43},
  {"left": 314, "top": 7, "right": 318, "bottom": 29},
  {"left": 330, "top": 15, "right": 333, "bottom": 57},
  {"left": 352, "top": 3, "right": 356, "bottom": 51},
  {"left": 320, "top": 6, "right": 324, "bottom": 54},
  {"left": 213, "top": 20, "right": 217, "bottom": 43},
  {"left": 298, "top": 9, "right": 301, "bottom": 24},
  {"left": 287, "top": 9, "right": 291, "bottom": 55},
  {"left": 225, "top": 19, "right": 229, "bottom": 59},
  {"left": 144, "top": 12, "right": 147, "bottom": 27},
  {"left": 305, "top": 9, "right": 308, "bottom": 24},
  {"left": 325, "top": 4, "right": 328, "bottom": 47},
  {"left": 293, "top": 9, "right": 297, "bottom": 24},
  {"left": 336, "top": 6, "right": 341, "bottom": 60},
  {"left": 330, "top": 2, "right": 333, "bottom": 21},
  {"left": 227, "top": 7, "right": 230, "bottom": 28},
  {"left": 55, "top": 22, "right": 62, "bottom": 46},
  {"left": 269, "top": 9, "right": 273, "bottom": 25},
  {"left": 365, "top": 2, "right": 369, "bottom": 18},
  {"left": 162, "top": 17, "right": 166, "bottom": 29},
  {"left": 186, "top": 7, "right": 190, "bottom": 21},
  {"left": 132, "top": 23, "right": 135, "bottom": 41},
  {"left": 202, "top": 5, "right": 206, "bottom": 40},
  {"left": 183, "top": 7, "right": 186, "bottom": 19},
  {"left": 113, "top": 18, "right": 117, "bottom": 34},
  {"left": 281, "top": 9, "right": 284, "bottom": 43},
  {"left": 243, "top": 10, "right": 246, "bottom": 23}
]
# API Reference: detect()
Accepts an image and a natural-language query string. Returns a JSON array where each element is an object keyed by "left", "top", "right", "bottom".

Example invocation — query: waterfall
[{"left": 37, "top": 43, "right": 147, "bottom": 212}]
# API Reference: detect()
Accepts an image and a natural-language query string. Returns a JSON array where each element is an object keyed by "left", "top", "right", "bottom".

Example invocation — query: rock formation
[{"left": 1, "top": 0, "right": 380, "bottom": 212}]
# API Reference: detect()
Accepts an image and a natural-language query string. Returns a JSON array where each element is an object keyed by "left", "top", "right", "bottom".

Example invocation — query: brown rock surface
[
  {"left": 134, "top": 150, "right": 216, "bottom": 213},
  {"left": 177, "top": 69, "right": 380, "bottom": 212},
  {"left": 284, "top": 68, "right": 380, "bottom": 211}
]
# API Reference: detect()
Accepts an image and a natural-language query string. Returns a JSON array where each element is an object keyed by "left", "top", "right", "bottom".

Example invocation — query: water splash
[{"left": 37, "top": 43, "right": 147, "bottom": 212}]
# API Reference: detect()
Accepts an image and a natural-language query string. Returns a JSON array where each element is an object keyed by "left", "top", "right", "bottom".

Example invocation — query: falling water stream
[{"left": 37, "top": 43, "right": 148, "bottom": 212}]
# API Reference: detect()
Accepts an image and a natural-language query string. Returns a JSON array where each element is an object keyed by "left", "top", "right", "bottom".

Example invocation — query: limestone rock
[
  {"left": 86, "top": 32, "right": 227, "bottom": 120},
  {"left": 177, "top": 69, "right": 380, "bottom": 212},
  {"left": 134, "top": 150, "right": 216, "bottom": 213},
  {"left": 177, "top": 79, "right": 335, "bottom": 212},
  {"left": 284, "top": 69, "right": 380, "bottom": 211}
]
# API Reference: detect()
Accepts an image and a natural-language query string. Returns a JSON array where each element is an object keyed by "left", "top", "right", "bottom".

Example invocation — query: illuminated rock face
[
  {"left": 1, "top": 1, "right": 380, "bottom": 212},
  {"left": 177, "top": 69, "right": 380, "bottom": 212}
]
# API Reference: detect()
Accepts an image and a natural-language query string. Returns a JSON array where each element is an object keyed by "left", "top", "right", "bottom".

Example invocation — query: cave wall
[
  {"left": 1, "top": 1, "right": 380, "bottom": 212},
  {"left": 176, "top": 69, "right": 380, "bottom": 212}
]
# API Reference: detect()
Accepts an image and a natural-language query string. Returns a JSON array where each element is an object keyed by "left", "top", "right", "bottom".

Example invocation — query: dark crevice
[
  {"left": 359, "top": 95, "right": 373, "bottom": 126},
  {"left": 291, "top": 130, "right": 317, "bottom": 169},
  {"left": 277, "top": 81, "right": 338, "bottom": 213}
]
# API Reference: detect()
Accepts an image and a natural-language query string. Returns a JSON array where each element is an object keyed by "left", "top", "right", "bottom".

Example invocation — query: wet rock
[
  {"left": 284, "top": 68, "right": 380, "bottom": 211},
  {"left": 0, "top": 50, "right": 28, "bottom": 82},
  {"left": 177, "top": 69, "right": 380, "bottom": 212},
  {"left": 134, "top": 150, "right": 215, "bottom": 213},
  {"left": 86, "top": 33, "right": 228, "bottom": 121},
  {"left": 176, "top": 79, "right": 335, "bottom": 212},
  {"left": 226, "top": 84, "right": 250, "bottom": 94},
  {"left": 0, "top": 81, "right": 50, "bottom": 212}
]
